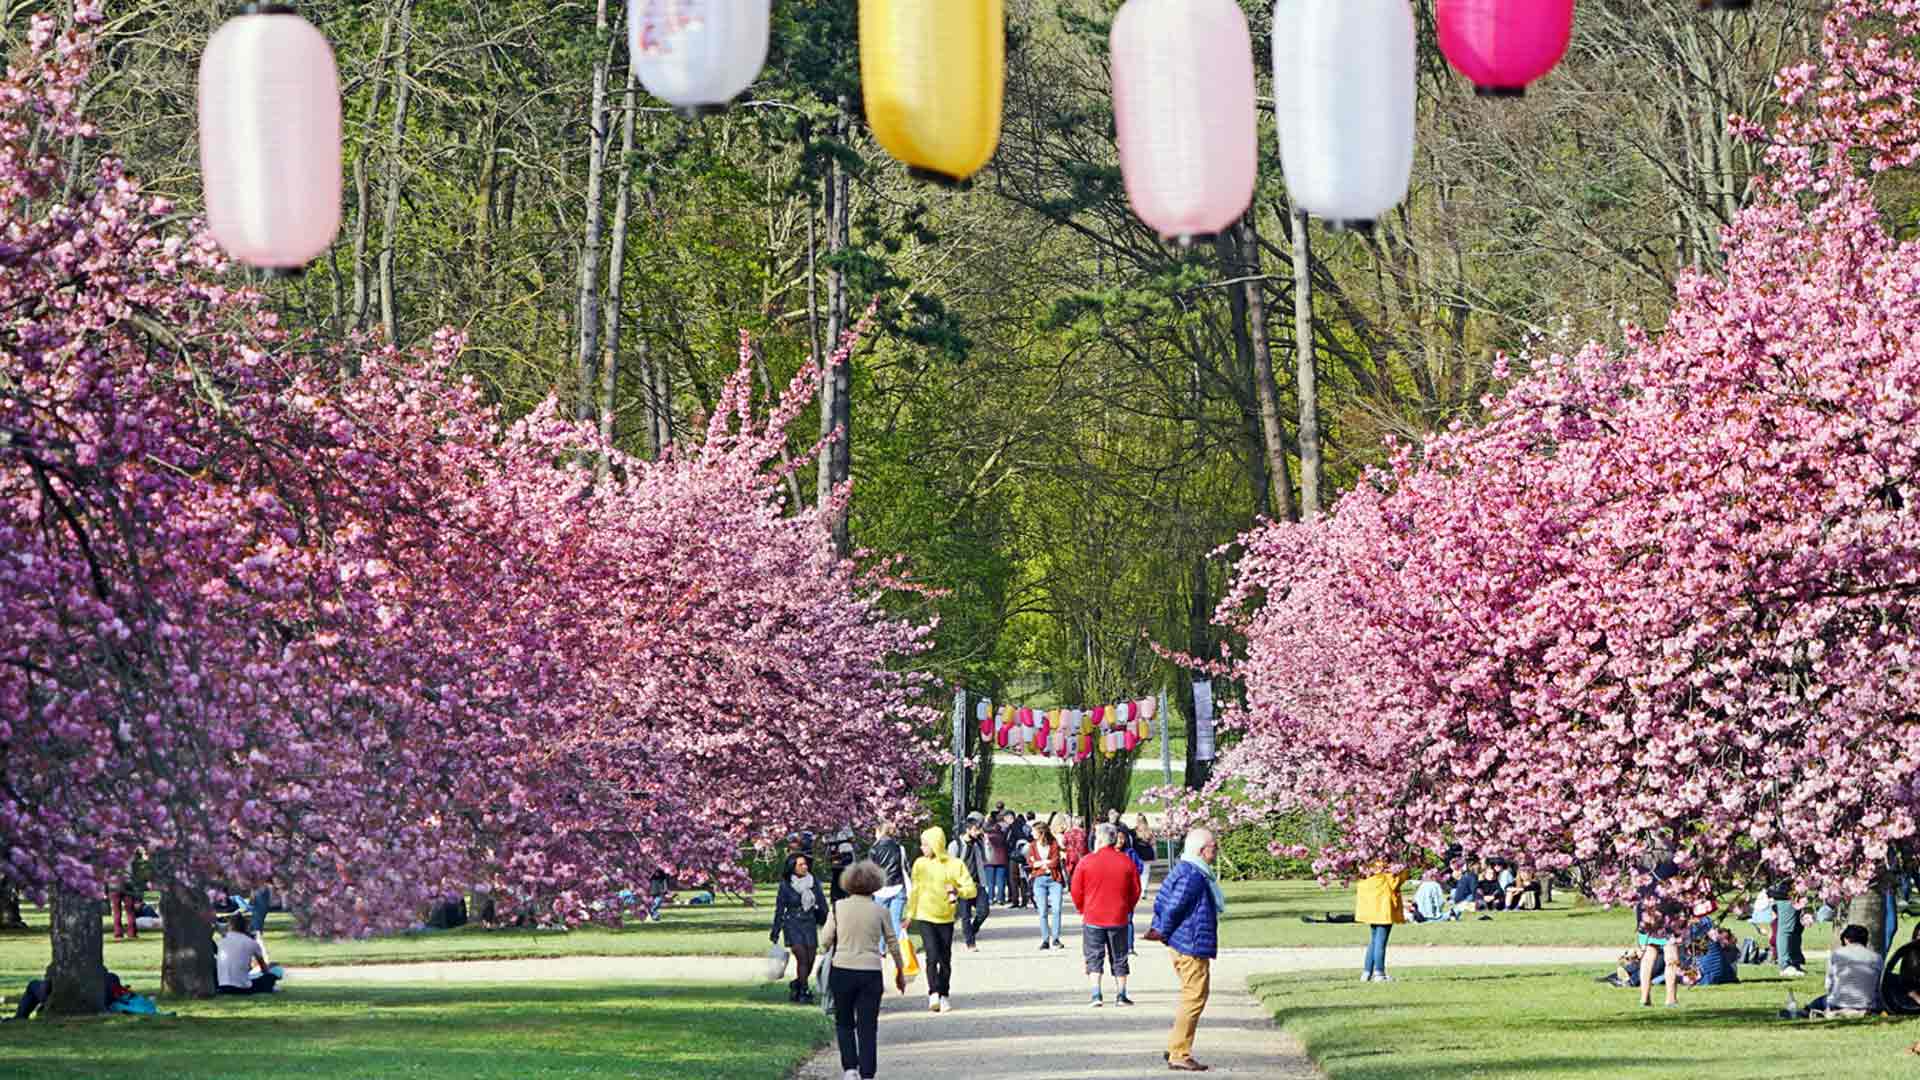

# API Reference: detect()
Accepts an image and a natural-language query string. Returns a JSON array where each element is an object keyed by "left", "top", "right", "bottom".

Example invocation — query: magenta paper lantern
[
  {"left": 1435, "top": 0, "right": 1575, "bottom": 98},
  {"left": 1110, "top": 0, "right": 1257, "bottom": 243},
  {"left": 198, "top": 4, "right": 342, "bottom": 269}
]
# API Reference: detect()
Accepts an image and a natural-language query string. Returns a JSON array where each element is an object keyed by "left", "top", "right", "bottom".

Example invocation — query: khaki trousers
[{"left": 1167, "top": 951, "right": 1212, "bottom": 1061}]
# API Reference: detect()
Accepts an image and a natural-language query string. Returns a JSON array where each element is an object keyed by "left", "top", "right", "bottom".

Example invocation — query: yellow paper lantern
[{"left": 859, "top": 0, "right": 1004, "bottom": 184}]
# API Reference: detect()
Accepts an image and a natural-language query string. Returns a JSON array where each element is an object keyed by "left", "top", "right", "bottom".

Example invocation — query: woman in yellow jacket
[
  {"left": 903, "top": 825, "right": 978, "bottom": 1013},
  {"left": 1355, "top": 867, "right": 1408, "bottom": 983}
]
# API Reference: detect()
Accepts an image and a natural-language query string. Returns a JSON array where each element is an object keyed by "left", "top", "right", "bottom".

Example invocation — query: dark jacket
[
  {"left": 870, "top": 838, "right": 907, "bottom": 889},
  {"left": 771, "top": 875, "right": 827, "bottom": 948},
  {"left": 956, "top": 833, "right": 993, "bottom": 894},
  {"left": 1152, "top": 859, "right": 1220, "bottom": 959},
  {"left": 983, "top": 826, "right": 1010, "bottom": 867}
]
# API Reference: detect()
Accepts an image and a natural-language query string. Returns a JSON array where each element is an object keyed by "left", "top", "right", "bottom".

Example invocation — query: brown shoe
[{"left": 1168, "top": 1059, "right": 1210, "bottom": 1072}]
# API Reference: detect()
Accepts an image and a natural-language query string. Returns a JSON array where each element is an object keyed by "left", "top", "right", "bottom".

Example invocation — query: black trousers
[
  {"left": 215, "top": 972, "right": 279, "bottom": 995},
  {"left": 917, "top": 920, "right": 955, "bottom": 996},
  {"left": 830, "top": 967, "right": 884, "bottom": 1078},
  {"left": 957, "top": 896, "right": 989, "bottom": 947}
]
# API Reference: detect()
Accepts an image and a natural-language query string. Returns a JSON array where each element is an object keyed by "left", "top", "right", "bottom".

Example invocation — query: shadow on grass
[{"left": 0, "top": 981, "right": 829, "bottom": 1080}]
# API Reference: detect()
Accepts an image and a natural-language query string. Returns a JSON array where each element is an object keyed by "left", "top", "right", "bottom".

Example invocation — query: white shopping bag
[{"left": 764, "top": 944, "right": 789, "bottom": 982}]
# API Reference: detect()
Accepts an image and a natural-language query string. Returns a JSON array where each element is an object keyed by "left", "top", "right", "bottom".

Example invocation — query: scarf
[
  {"left": 1180, "top": 853, "right": 1227, "bottom": 915},
  {"left": 791, "top": 874, "right": 817, "bottom": 912}
]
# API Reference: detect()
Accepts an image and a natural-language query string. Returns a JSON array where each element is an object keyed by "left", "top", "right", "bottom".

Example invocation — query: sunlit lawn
[
  {"left": 985, "top": 761, "right": 1179, "bottom": 817},
  {"left": 1217, "top": 879, "right": 1640, "bottom": 949},
  {"left": 0, "top": 888, "right": 781, "bottom": 987},
  {"left": 1254, "top": 963, "right": 1919, "bottom": 1079},
  {"left": 0, "top": 980, "right": 825, "bottom": 1080}
]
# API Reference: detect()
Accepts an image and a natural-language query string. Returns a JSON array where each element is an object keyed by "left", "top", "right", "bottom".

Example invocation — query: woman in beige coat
[{"left": 823, "top": 860, "right": 909, "bottom": 1080}]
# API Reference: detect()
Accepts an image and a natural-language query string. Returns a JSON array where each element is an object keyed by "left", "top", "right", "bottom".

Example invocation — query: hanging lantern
[
  {"left": 1272, "top": 0, "right": 1415, "bottom": 231},
  {"left": 859, "top": 0, "right": 1004, "bottom": 185},
  {"left": 198, "top": 3, "right": 342, "bottom": 271},
  {"left": 629, "top": 0, "right": 769, "bottom": 119},
  {"left": 1109, "top": 0, "right": 1256, "bottom": 244},
  {"left": 1435, "top": 0, "right": 1574, "bottom": 98}
]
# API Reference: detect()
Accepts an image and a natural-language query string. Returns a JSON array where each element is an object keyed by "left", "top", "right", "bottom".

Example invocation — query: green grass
[
  {"left": 985, "top": 762, "right": 1180, "bottom": 817},
  {"left": 1216, "top": 880, "right": 1638, "bottom": 949},
  {"left": 1254, "top": 964, "right": 1918, "bottom": 1079},
  {"left": 0, "top": 889, "right": 782, "bottom": 987},
  {"left": 0, "top": 980, "right": 826, "bottom": 1079}
]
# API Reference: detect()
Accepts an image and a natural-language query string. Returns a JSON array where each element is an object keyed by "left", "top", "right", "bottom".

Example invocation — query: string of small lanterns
[{"left": 196, "top": 1, "right": 1754, "bottom": 269}]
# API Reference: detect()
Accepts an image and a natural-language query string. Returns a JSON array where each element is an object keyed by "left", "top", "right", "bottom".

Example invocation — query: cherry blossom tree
[
  {"left": 2, "top": 9, "right": 934, "bottom": 1011},
  {"left": 1192, "top": 0, "right": 1920, "bottom": 924}
]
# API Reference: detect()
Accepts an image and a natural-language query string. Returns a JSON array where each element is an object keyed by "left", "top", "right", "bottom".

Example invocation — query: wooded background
[{"left": 6, "top": 0, "right": 1842, "bottom": 778}]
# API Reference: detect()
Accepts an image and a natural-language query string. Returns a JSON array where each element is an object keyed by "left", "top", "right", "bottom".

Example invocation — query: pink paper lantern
[
  {"left": 1110, "top": 0, "right": 1257, "bottom": 243},
  {"left": 198, "top": 4, "right": 342, "bottom": 269},
  {"left": 1435, "top": 0, "right": 1575, "bottom": 98}
]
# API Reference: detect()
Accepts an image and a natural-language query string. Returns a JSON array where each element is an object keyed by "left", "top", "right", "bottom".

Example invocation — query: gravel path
[{"left": 793, "top": 892, "right": 1320, "bottom": 1080}]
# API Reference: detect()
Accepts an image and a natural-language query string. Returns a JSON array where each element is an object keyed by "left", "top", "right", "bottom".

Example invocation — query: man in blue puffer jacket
[{"left": 1150, "top": 828, "right": 1223, "bottom": 1073}]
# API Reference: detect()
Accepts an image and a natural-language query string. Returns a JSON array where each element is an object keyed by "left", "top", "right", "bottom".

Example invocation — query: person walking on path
[
  {"left": 773, "top": 854, "right": 829, "bottom": 1004},
  {"left": 1150, "top": 828, "right": 1223, "bottom": 1073},
  {"left": 1061, "top": 816, "right": 1089, "bottom": 885},
  {"left": 1027, "top": 821, "right": 1067, "bottom": 950},
  {"left": 1071, "top": 823, "right": 1142, "bottom": 1008},
  {"left": 905, "top": 825, "right": 978, "bottom": 1013},
  {"left": 821, "top": 860, "right": 908, "bottom": 1080},
  {"left": 870, "top": 822, "right": 910, "bottom": 939},
  {"left": 1355, "top": 867, "right": 1407, "bottom": 982},
  {"left": 950, "top": 815, "right": 994, "bottom": 950},
  {"left": 983, "top": 815, "right": 1011, "bottom": 905}
]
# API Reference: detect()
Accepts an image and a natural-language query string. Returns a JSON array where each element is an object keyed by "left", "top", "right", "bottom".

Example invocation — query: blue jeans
[
  {"left": 1363, "top": 923, "right": 1393, "bottom": 977},
  {"left": 1033, "top": 877, "right": 1063, "bottom": 943},
  {"left": 882, "top": 890, "right": 906, "bottom": 940},
  {"left": 986, "top": 865, "right": 1009, "bottom": 904},
  {"left": 250, "top": 887, "right": 271, "bottom": 934}
]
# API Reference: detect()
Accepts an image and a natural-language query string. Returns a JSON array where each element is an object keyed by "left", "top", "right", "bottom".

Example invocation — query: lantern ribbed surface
[
  {"left": 860, "top": 0, "right": 1005, "bottom": 184},
  {"left": 197, "top": 10, "right": 342, "bottom": 268},
  {"left": 629, "top": 0, "right": 769, "bottom": 115},
  {"left": 1436, "top": 0, "right": 1575, "bottom": 97},
  {"left": 1273, "top": 0, "right": 1415, "bottom": 229},
  {"left": 1111, "top": 0, "right": 1257, "bottom": 242}
]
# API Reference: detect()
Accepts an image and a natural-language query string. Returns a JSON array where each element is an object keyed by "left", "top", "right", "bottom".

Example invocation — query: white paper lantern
[
  {"left": 1273, "top": 0, "right": 1415, "bottom": 231},
  {"left": 629, "top": 0, "right": 769, "bottom": 118}
]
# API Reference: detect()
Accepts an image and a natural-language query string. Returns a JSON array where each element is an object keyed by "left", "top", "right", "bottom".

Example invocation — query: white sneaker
[
  {"left": 1361, "top": 972, "right": 1375, "bottom": 982},
  {"left": 844, "top": 1071, "right": 859, "bottom": 1080},
  {"left": 1374, "top": 974, "right": 1394, "bottom": 983},
  {"left": 938, "top": 995, "right": 953, "bottom": 1013}
]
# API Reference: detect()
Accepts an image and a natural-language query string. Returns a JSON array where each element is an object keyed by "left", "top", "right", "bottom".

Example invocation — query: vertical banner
[
  {"left": 1193, "top": 678, "right": 1216, "bottom": 761},
  {"left": 1158, "top": 689, "right": 1172, "bottom": 787},
  {"left": 952, "top": 689, "right": 968, "bottom": 831}
]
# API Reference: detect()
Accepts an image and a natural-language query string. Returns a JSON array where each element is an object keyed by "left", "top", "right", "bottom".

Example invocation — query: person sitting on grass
[
  {"left": 1411, "top": 870, "right": 1450, "bottom": 923},
  {"left": 216, "top": 914, "right": 280, "bottom": 995},
  {"left": 1691, "top": 927, "right": 1740, "bottom": 987},
  {"left": 1809, "top": 924, "right": 1882, "bottom": 1014},
  {"left": 1449, "top": 860, "right": 1482, "bottom": 916},
  {"left": 1505, "top": 866, "right": 1543, "bottom": 911}
]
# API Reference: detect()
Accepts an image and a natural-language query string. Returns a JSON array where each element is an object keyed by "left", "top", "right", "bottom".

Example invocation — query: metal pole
[
  {"left": 1159, "top": 688, "right": 1172, "bottom": 866},
  {"left": 951, "top": 689, "right": 968, "bottom": 833}
]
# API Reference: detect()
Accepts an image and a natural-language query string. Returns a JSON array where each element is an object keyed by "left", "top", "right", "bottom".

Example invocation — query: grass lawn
[
  {"left": 1253, "top": 963, "right": 1919, "bottom": 1079},
  {"left": 1217, "top": 880, "right": 1638, "bottom": 949},
  {"left": 0, "top": 980, "right": 825, "bottom": 1079},
  {"left": 0, "top": 889, "right": 782, "bottom": 987},
  {"left": 985, "top": 762, "right": 1181, "bottom": 817}
]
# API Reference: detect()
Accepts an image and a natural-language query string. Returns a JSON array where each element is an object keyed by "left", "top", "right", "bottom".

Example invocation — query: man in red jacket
[{"left": 1071, "top": 822, "right": 1142, "bottom": 1007}]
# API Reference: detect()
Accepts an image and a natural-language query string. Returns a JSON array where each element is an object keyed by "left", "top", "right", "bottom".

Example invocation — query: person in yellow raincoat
[
  {"left": 1355, "top": 866, "right": 1409, "bottom": 983},
  {"left": 903, "top": 825, "right": 978, "bottom": 1013}
]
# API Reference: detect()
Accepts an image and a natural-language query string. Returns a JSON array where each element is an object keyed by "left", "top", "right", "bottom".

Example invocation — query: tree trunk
[
  {"left": 1239, "top": 219, "right": 1295, "bottom": 522},
  {"left": 46, "top": 885, "right": 105, "bottom": 1015},
  {"left": 597, "top": 67, "right": 639, "bottom": 468},
  {"left": 376, "top": 0, "right": 418, "bottom": 341},
  {"left": 1213, "top": 230, "right": 1272, "bottom": 522},
  {"left": 1182, "top": 556, "right": 1209, "bottom": 789},
  {"left": 159, "top": 885, "right": 216, "bottom": 999},
  {"left": 574, "top": 0, "right": 616, "bottom": 422},
  {"left": 351, "top": 1, "right": 399, "bottom": 332},
  {"left": 816, "top": 108, "right": 855, "bottom": 555},
  {"left": 1293, "top": 207, "right": 1325, "bottom": 519},
  {"left": 0, "top": 881, "right": 24, "bottom": 929},
  {"left": 1838, "top": 880, "right": 1892, "bottom": 956}
]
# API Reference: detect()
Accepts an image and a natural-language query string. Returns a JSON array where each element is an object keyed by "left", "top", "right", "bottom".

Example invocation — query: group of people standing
[{"left": 769, "top": 811, "right": 1225, "bottom": 1078}]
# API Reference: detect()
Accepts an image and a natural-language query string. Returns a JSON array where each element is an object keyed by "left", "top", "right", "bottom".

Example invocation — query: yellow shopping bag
[{"left": 901, "top": 937, "right": 920, "bottom": 979}]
